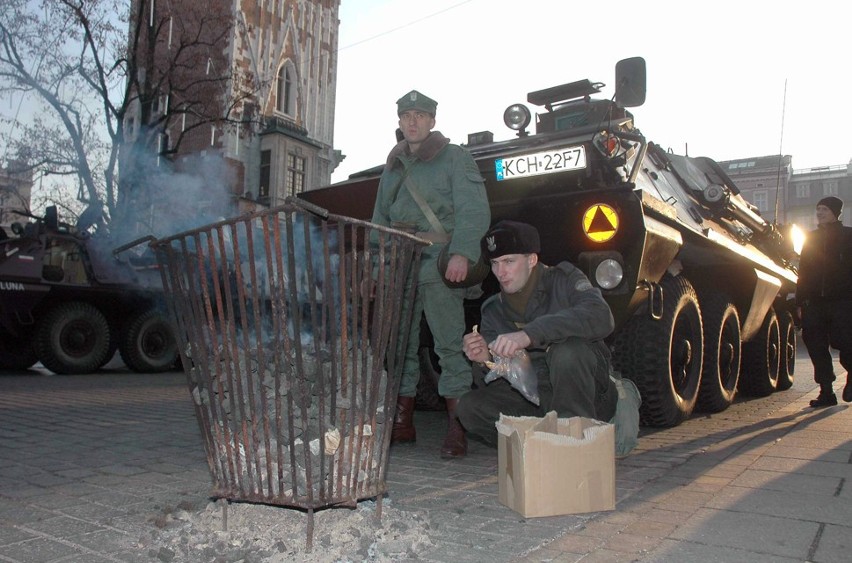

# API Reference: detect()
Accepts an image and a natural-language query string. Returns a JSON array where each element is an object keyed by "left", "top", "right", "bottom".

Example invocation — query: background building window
[
  {"left": 259, "top": 150, "right": 271, "bottom": 199},
  {"left": 286, "top": 153, "right": 306, "bottom": 196},
  {"left": 753, "top": 190, "right": 768, "bottom": 213},
  {"left": 796, "top": 184, "right": 810, "bottom": 198},
  {"left": 824, "top": 180, "right": 838, "bottom": 196},
  {"left": 276, "top": 62, "right": 295, "bottom": 115}
]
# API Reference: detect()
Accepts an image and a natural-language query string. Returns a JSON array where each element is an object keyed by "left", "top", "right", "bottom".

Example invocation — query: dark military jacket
[
  {"left": 796, "top": 221, "right": 852, "bottom": 305},
  {"left": 480, "top": 262, "right": 614, "bottom": 349}
]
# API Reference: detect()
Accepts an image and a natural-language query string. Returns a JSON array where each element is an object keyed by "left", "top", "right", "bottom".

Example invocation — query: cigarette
[{"left": 472, "top": 324, "right": 478, "bottom": 333}]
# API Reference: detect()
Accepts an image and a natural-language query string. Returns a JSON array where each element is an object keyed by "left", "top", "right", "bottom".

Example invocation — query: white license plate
[{"left": 495, "top": 146, "right": 586, "bottom": 181}]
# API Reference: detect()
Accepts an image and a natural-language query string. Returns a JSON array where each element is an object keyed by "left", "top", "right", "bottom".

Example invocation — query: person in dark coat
[
  {"left": 457, "top": 220, "right": 617, "bottom": 445},
  {"left": 795, "top": 196, "right": 852, "bottom": 407}
]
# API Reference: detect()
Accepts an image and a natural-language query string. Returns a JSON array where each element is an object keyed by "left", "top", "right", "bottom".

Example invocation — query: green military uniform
[{"left": 371, "top": 130, "right": 490, "bottom": 399}]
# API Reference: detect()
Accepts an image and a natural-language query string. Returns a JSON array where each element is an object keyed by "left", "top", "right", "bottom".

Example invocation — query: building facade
[
  {"left": 236, "top": 0, "right": 341, "bottom": 209},
  {"left": 719, "top": 154, "right": 792, "bottom": 224},
  {"left": 784, "top": 162, "right": 852, "bottom": 229},
  {"left": 722, "top": 155, "right": 852, "bottom": 229},
  {"left": 0, "top": 163, "right": 33, "bottom": 235},
  {"left": 127, "top": 0, "right": 341, "bottom": 219}
]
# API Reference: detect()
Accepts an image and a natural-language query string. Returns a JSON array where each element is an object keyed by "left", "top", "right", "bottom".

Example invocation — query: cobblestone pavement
[{"left": 1, "top": 345, "right": 850, "bottom": 562}]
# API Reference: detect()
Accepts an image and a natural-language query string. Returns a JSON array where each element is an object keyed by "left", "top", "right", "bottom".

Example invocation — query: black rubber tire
[
  {"left": 99, "top": 330, "right": 120, "bottom": 369},
  {"left": 35, "top": 302, "right": 111, "bottom": 375},
  {"left": 0, "top": 330, "right": 38, "bottom": 371},
  {"left": 776, "top": 309, "right": 796, "bottom": 391},
  {"left": 739, "top": 308, "right": 780, "bottom": 397},
  {"left": 119, "top": 309, "right": 179, "bottom": 373},
  {"left": 612, "top": 275, "right": 703, "bottom": 427},
  {"left": 696, "top": 292, "right": 741, "bottom": 413}
]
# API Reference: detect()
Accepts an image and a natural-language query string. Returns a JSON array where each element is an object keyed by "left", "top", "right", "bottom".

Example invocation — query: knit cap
[{"left": 817, "top": 196, "right": 843, "bottom": 219}]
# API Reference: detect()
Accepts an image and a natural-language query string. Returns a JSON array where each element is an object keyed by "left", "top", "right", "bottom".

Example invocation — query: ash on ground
[{"left": 140, "top": 498, "right": 435, "bottom": 562}]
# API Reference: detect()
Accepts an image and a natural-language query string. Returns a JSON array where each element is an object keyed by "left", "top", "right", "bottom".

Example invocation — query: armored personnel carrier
[
  {"left": 0, "top": 205, "right": 178, "bottom": 374},
  {"left": 301, "top": 57, "right": 799, "bottom": 427}
]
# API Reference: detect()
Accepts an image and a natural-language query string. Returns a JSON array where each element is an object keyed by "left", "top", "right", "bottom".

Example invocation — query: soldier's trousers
[
  {"left": 801, "top": 299, "right": 852, "bottom": 386},
  {"left": 397, "top": 279, "right": 471, "bottom": 400},
  {"left": 456, "top": 338, "right": 617, "bottom": 446}
]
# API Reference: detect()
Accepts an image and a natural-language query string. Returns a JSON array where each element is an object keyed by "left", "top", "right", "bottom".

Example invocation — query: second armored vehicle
[{"left": 0, "top": 206, "right": 179, "bottom": 375}]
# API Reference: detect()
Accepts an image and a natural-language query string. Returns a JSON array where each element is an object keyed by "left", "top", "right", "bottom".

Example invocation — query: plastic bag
[{"left": 484, "top": 350, "right": 539, "bottom": 406}]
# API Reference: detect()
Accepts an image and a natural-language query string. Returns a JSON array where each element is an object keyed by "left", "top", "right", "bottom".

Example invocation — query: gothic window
[
  {"left": 276, "top": 62, "right": 296, "bottom": 116},
  {"left": 259, "top": 150, "right": 271, "bottom": 199}
]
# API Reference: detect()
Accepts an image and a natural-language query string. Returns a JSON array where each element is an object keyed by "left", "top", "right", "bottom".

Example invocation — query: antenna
[{"left": 773, "top": 79, "right": 787, "bottom": 224}]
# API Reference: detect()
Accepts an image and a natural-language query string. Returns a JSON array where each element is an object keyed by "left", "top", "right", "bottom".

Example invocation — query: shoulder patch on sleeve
[
  {"left": 464, "top": 160, "right": 484, "bottom": 183},
  {"left": 575, "top": 279, "right": 593, "bottom": 292}
]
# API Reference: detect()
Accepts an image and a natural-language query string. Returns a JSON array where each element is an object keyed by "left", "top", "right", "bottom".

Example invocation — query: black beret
[
  {"left": 481, "top": 220, "right": 540, "bottom": 260},
  {"left": 817, "top": 196, "right": 843, "bottom": 219}
]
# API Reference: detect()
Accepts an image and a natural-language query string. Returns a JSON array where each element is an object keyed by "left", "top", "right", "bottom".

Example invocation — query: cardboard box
[{"left": 496, "top": 411, "right": 615, "bottom": 518}]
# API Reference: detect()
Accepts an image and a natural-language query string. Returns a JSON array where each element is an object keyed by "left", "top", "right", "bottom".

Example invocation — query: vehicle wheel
[
  {"left": 119, "top": 309, "right": 179, "bottom": 373},
  {"left": 0, "top": 330, "right": 38, "bottom": 370},
  {"left": 99, "top": 330, "right": 120, "bottom": 369},
  {"left": 35, "top": 302, "right": 111, "bottom": 375},
  {"left": 696, "top": 292, "right": 741, "bottom": 413},
  {"left": 612, "top": 275, "right": 703, "bottom": 427},
  {"left": 775, "top": 309, "right": 796, "bottom": 391},
  {"left": 739, "top": 308, "right": 780, "bottom": 397}
]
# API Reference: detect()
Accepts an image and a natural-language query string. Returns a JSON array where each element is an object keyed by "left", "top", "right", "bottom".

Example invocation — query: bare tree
[{"left": 0, "top": 0, "right": 258, "bottom": 230}]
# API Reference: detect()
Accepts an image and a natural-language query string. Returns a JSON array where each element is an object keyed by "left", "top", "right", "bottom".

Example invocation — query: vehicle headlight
[
  {"left": 503, "top": 104, "right": 531, "bottom": 133},
  {"left": 595, "top": 259, "right": 623, "bottom": 289}
]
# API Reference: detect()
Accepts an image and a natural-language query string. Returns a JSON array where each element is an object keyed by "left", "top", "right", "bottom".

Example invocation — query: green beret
[
  {"left": 397, "top": 90, "right": 437, "bottom": 116},
  {"left": 481, "top": 220, "right": 541, "bottom": 260}
]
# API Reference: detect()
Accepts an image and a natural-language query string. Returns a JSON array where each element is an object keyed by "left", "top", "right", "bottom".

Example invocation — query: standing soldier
[
  {"left": 796, "top": 196, "right": 852, "bottom": 407},
  {"left": 371, "top": 90, "right": 490, "bottom": 458}
]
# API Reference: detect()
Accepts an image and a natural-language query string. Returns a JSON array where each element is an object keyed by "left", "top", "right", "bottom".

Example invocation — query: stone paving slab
[
  {"left": 668, "top": 507, "right": 818, "bottom": 559},
  {"left": 731, "top": 467, "right": 842, "bottom": 494},
  {"left": 644, "top": 538, "right": 803, "bottom": 563},
  {"left": 705, "top": 485, "right": 851, "bottom": 525}
]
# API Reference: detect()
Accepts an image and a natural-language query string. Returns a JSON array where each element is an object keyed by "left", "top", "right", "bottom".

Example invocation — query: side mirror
[
  {"left": 45, "top": 205, "right": 59, "bottom": 230},
  {"left": 615, "top": 57, "right": 646, "bottom": 108}
]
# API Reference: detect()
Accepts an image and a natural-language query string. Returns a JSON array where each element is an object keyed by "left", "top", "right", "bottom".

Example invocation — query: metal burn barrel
[{"left": 151, "top": 199, "right": 427, "bottom": 550}]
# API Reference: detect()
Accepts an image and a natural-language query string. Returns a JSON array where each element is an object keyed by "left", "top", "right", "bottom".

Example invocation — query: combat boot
[
  {"left": 391, "top": 396, "right": 416, "bottom": 444},
  {"left": 809, "top": 388, "right": 838, "bottom": 408},
  {"left": 440, "top": 398, "right": 467, "bottom": 458}
]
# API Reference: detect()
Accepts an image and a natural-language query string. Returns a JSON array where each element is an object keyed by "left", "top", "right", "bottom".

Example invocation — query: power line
[{"left": 337, "top": 0, "right": 475, "bottom": 52}]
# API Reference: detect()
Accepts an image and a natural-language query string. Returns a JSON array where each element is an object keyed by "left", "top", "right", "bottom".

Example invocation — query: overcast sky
[{"left": 331, "top": 0, "right": 849, "bottom": 184}]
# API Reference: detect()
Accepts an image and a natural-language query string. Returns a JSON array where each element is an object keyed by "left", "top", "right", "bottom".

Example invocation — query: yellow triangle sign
[{"left": 583, "top": 204, "right": 618, "bottom": 242}]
